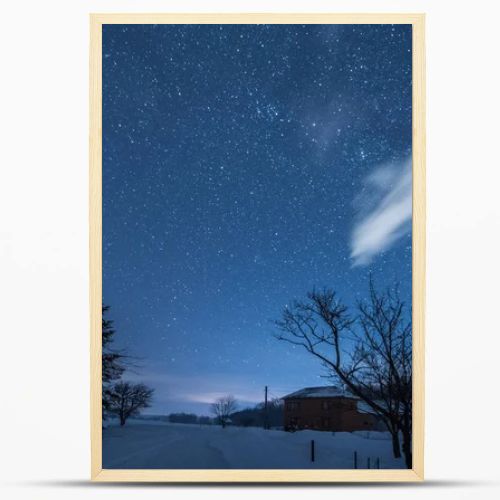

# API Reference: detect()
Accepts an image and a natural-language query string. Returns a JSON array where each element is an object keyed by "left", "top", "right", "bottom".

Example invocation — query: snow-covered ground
[{"left": 103, "top": 420, "right": 406, "bottom": 469}]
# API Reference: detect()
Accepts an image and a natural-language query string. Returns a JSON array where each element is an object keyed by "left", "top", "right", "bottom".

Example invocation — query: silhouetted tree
[
  {"left": 211, "top": 395, "right": 237, "bottom": 428},
  {"left": 109, "top": 382, "right": 154, "bottom": 426},
  {"left": 275, "top": 279, "right": 412, "bottom": 468},
  {"left": 356, "top": 281, "right": 412, "bottom": 468},
  {"left": 102, "top": 305, "right": 125, "bottom": 419}
]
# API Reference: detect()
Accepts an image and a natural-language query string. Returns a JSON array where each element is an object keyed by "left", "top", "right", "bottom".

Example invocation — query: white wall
[{"left": 1, "top": 1, "right": 499, "bottom": 499}]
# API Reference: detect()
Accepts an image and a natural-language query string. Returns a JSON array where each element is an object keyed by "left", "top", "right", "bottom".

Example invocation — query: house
[{"left": 282, "top": 386, "right": 378, "bottom": 432}]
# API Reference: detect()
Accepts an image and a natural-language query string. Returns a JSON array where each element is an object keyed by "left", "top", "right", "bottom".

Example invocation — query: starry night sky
[{"left": 102, "top": 24, "right": 412, "bottom": 414}]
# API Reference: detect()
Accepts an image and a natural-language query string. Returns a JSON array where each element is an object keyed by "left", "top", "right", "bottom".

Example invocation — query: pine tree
[{"left": 102, "top": 305, "right": 125, "bottom": 419}]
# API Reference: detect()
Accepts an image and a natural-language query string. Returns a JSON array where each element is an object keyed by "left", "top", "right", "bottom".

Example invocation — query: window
[{"left": 287, "top": 401, "right": 300, "bottom": 411}]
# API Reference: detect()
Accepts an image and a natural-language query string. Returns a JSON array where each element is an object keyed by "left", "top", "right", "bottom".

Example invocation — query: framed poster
[{"left": 90, "top": 13, "right": 425, "bottom": 482}]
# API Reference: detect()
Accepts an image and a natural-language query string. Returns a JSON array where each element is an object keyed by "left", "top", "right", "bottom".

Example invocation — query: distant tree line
[
  {"left": 209, "top": 395, "right": 284, "bottom": 428},
  {"left": 102, "top": 305, "right": 154, "bottom": 426},
  {"left": 164, "top": 398, "right": 284, "bottom": 429},
  {"left": 167, "top": 413, "right": 212, "bottom": 425},
  {"left": 230, "top": 398, "right": 284, "bottom": 428}
]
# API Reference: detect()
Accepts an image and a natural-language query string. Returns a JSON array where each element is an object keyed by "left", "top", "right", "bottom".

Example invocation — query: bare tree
[
  {"left": 275, "top": 280, "right": 412, "bottom": 468},
  {"left": 357, "top": 281, "right": 412, "bottom": 468},
  {"left": 211, "top": 395, "right": 237, "bottom": 428},
  {"left": 109, "top": 382, "right": 154, "bottom": 426}
]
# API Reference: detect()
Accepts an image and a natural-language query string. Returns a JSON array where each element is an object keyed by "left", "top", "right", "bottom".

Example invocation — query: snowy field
[{"left": 103, "top": 420, "right": 405, "bottom": 469}]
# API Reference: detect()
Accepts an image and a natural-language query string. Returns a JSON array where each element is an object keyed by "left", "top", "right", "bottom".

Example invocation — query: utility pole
[{"left": 264, "top": 385, "right": 268, "bottom": 429}]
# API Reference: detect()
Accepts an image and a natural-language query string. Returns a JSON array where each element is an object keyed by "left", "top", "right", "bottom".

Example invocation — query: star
[{"left": 102, "top": 23, "right": 412, "bottom": 414}]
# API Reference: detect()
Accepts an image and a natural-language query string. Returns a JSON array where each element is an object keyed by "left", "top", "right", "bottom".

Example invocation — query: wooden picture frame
[{"left": 90, "top": 13, "right": 425, "bottom": 482}]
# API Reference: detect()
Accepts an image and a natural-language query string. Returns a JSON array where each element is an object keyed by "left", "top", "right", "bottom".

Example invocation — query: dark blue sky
[{"left": 102, "top": 24, "right": 412, "bottom": 414}]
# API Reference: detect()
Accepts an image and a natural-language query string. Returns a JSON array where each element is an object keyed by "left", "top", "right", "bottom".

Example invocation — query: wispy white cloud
[{"left": 350, "top": 158, "right": 412, "bottom": 266}]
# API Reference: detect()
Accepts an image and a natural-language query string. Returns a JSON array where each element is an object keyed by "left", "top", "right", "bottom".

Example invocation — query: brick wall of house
[{"left": 283, "top": 396, "right": 377, "bottom": 432}]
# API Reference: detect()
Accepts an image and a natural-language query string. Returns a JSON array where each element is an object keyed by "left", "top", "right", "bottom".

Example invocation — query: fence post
[
  {"left": 310, "top": 440, "right": 315, "bottom": 462},
  {"left": 376, "top": 457, "right": 380, "bottom": 469},
  {"left": 367, "top": 457, "right": 371, "bottom": 469},
  {"left": 354, "top": 451, "right": 358, "bottom": 469}
]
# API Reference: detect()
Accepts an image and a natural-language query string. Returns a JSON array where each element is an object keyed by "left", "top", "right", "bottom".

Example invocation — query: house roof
[{"left": 282, "top": 386, "right": 357, "bottom": 400}]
